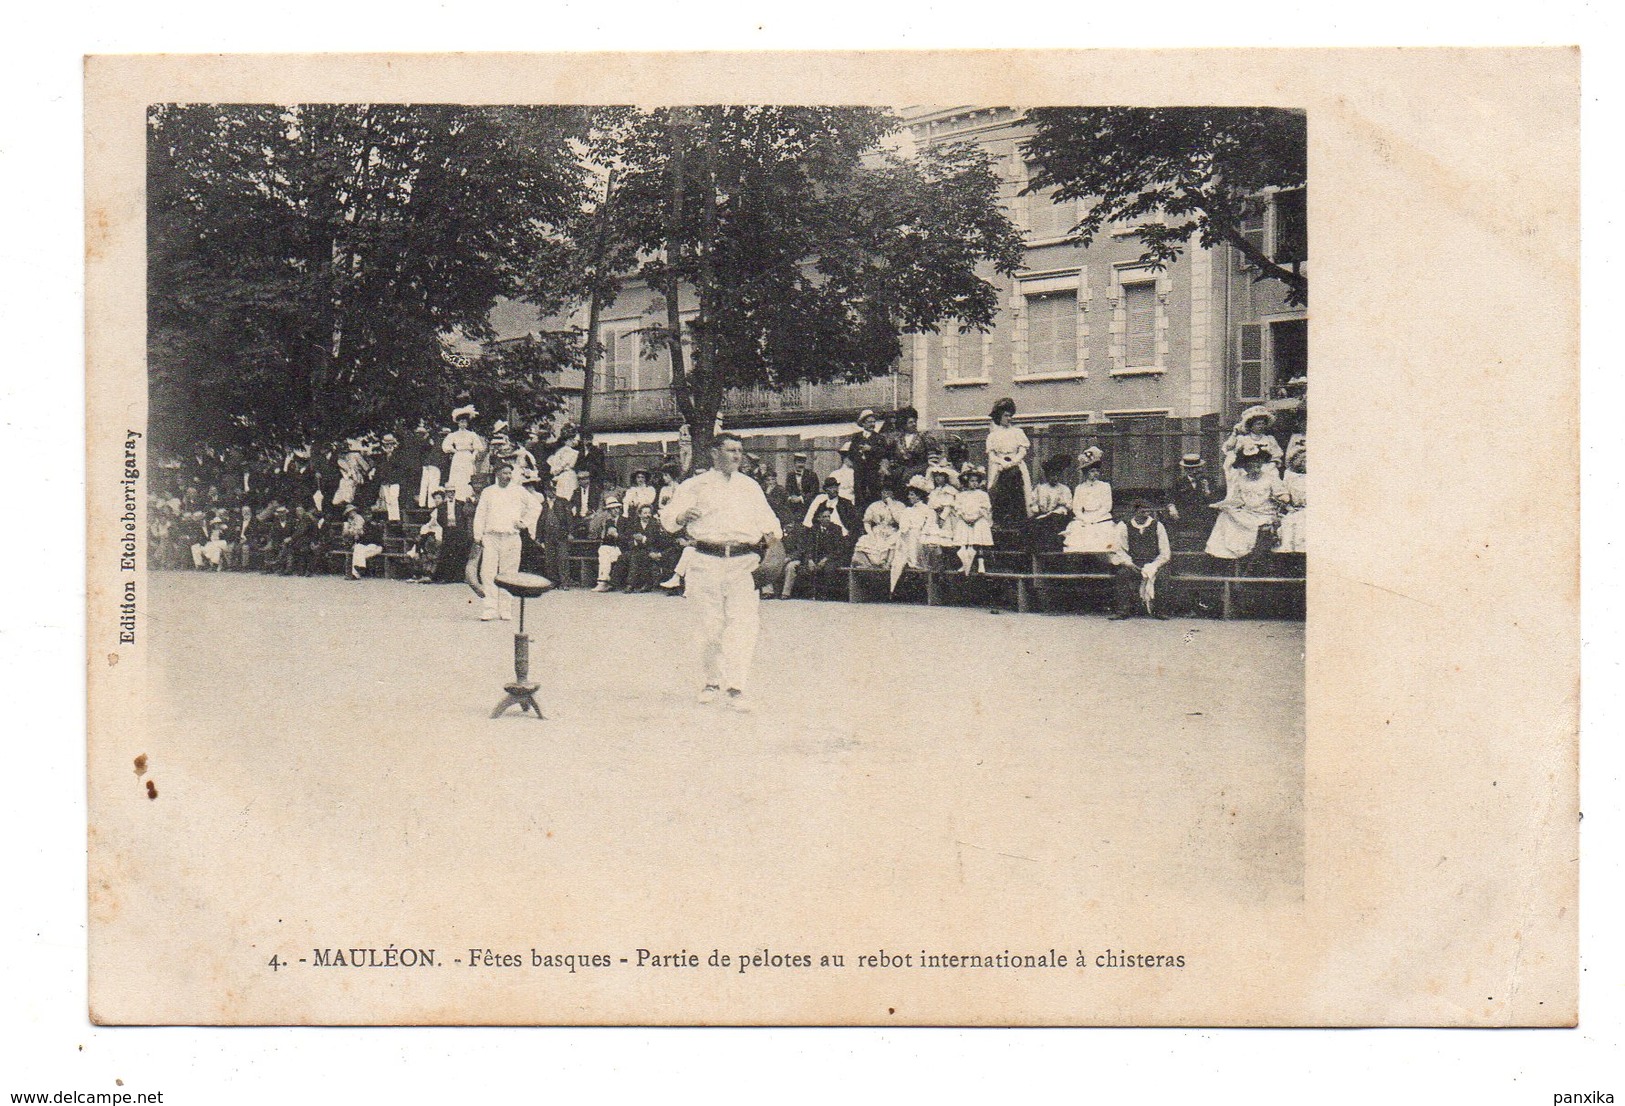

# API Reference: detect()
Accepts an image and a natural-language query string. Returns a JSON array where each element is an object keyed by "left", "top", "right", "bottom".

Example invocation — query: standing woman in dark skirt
[{"left": 985, "top": 397, "right": 1032, "bottom": 550}]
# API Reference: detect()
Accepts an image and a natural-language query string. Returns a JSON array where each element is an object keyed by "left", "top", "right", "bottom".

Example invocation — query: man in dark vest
[{"left": 1108, "top": 500, "right": 1173, "bottom": 620}]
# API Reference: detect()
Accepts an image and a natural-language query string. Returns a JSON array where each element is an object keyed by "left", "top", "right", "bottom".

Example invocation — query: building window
[
  {"left": 927, "top": 330, "right": 947, "bottom": 381},
  {"left": 1122, "top": 281, "right": 1157, "bottom": 368},
  {"left": 1238, "top": 204, "right": 1266, "bottom": 269},
  {"left": 600, "top": 323, "right": 645, "bottom": 392},
  {"left": 1024, "top": 291, "right": 1078, "bottom": 374},
  {"left": 959, "top": 329, "right": 986, "bottom": 380},
  {"left": 1027, "top": 187, "right": 1076, "bottom": 241},
  {"left": 1272, "top": 188, "right": 1307, "bottom": 265}
]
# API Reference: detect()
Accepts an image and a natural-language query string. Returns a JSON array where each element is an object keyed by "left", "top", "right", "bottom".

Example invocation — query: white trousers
[
  {"left": 597, "top": 545, "right": 622, "bottom": 581},
  {"left": 379, "top": 484, "right": 401, "bottom": 521},
  {"left": 417, "top": 466, "right": 442, "bottom": 508},
  {"left": 351, "top": 542, "right": 383, "bottom": 571},
  {"left": 686, "top": 551, "right": 762, "bottom": 692},
  {"left": 479, "top": 532, "right": 523, "bottom": 617}
]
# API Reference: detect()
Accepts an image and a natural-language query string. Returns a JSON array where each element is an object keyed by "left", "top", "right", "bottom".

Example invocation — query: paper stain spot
[
  {"left": 116, "top": 1080, "right": 123, "bottom": 1088},
  {"left": 108, "top": 652, "right": 119, "bottom": 667},
  {"left": 133, "top": 755, "right": 147, "bottom": 777},
  {"left": 887, "top": 1007, "right": 896, "bottom": 1015},
  {"left": 146, "top": 780, "right": 158, "bottom": 801}
]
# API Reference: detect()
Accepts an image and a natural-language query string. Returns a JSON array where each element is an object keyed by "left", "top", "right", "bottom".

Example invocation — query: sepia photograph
[{"left": 83, "top": 50, "right": 1575, "bottom": 1030}]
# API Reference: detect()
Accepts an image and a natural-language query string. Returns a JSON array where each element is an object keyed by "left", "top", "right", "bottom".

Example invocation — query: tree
[
  {"left": 587, "top": 106, "right": 1026, "bottom": 459},
  {"left": 147, "top": 102, "right": 589, "bottom": 450},
  {"left": 1021, "top": 108, "right": 1308, "bottom": 306}
]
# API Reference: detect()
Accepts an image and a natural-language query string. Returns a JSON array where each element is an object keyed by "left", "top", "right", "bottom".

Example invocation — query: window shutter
[
  {"left": 1124, "top": 283, "right": 1156, "bottom": 366},
  {"left": 1238, "top": 324, "right": 1264, "bottom": 401}
]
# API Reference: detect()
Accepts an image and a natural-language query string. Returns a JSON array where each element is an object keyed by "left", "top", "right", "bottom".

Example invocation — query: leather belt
[{"left": 693, "top": 540, "right": 761, "bottom": 558}]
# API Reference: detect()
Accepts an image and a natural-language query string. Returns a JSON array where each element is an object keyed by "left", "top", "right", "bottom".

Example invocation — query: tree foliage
[
  {"left": 147, "top": 103, "right": 589, "bottom": 449},
  {"left": 588, "top": 106, "right": 1026, "bottom": 454},
  {"left": 1021, "top": 107, "right": 1308, "bottom": 306}
]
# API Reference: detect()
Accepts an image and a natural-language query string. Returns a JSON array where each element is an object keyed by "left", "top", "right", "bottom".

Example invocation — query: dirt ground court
[{"left": 117, "top": 570, "right": 1304, "bottom": 1019}]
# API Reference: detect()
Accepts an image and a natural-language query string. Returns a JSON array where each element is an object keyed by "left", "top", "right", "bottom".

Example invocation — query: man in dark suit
[
  {"left": 784, "top": 452, "right": 821, "bottom": 515},
  {"left": 618, "top": 504, "right": 672, "bottom": 592},
  {"left": 847, "top": 409, "right": 886, "bottom": 513}
]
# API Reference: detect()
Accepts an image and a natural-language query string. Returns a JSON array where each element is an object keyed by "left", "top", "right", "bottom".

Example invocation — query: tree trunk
[{"left": 577, "top": 168, "right": 617, "bottom": 433}]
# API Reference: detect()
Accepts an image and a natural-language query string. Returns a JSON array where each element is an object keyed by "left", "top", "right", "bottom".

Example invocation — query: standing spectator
[
  {"left": 1108, "top": 500, "right": 1173, "bottom": 620},
  {"left": 1062, "top": 447, "right": 1118, "bottom": 556},
  {"left": 656, "top": 464, "right": 682, "bottom": 512},
  {"left": 412, "top": 422, "right": 442, "bottom": 508},
  {"left": 472, "top": 458, "right": 540, "bottom": 620},
  {"left": 540, "top": 473, "right": 575, "bottom": 590},
  {"left": 950, "top": 466, "right": 994, "bottom": 574},
  {"left": 887, "top": 406, "right": 933, "bottom": 483},
  {"left": 985, "top": 397, "right": 1032, "bottom": 546},
  {"left": 375, "top": 432, "right": 415, "bottom": 527},
  {"left": 848, "top": 409, "right": 886, "bottom": 512},
  {"left": 332, "top": 438, "right": 371, "bottom": 508},
  {"left": 1030, "top": 455, "right": 1073, "bottom": 553},
  {"left": 829, "top": 444, "right": 856, "bottom": 504},
  {"left": 442, "top": 406, "right": 484, "bottom": 500}
]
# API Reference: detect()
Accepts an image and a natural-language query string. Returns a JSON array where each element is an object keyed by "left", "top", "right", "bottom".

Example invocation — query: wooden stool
[{"left": 489, "top": 572, "right": 554, "bottom": 720}]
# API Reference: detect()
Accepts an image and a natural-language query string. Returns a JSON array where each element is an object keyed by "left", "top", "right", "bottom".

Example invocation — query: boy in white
[{"left": 472, "top": 460, "right": 540, "bottom": 621}]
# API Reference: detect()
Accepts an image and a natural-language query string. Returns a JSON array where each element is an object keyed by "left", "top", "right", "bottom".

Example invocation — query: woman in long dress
[
  {"left": 441, "top": 406, "right": 484, "bottom": 499},
  {"left": 1061, "top": 447, "right": 1118, "bottom": 556},
  {"left": 985, "top": 397, "right": 1032, "bottom": 545},
  {"left": 1205, "top": 444, "right": 1289, "bottom": 559}
]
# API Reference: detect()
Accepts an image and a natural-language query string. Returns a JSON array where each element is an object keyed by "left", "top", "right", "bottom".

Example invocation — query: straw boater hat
[
  {"left": 1240, "top": 404, "right": 1276, "bottom": 428},
  {"left": 857, "top": 409, "right": 877, "bottom": 426},
  {"left": 603, "top": 495, "right": 622, "bottom": 509},
  {"left": 1077, "top": 446, "right": 1104, "bottom": 471},
  {"left": 1179, "top": 453, "right": 1204, "bottom": 469}
]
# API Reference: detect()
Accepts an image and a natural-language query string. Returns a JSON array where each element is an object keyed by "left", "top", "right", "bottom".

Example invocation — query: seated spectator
[
  {"left": 1029, "top": 455, "right": 1073, "bottom": 553},
  {"left": 621, "top": 470, "right": 656, "bottom": 517},
  {"left": 341, "top": 504, "right": 385, "bottom": 580},
  {"left": 1165, "top": 453, "right": 1217, "bottom": 549},
  {"left": 232, "top": 504, "right": 258, "bottom": 570},
  {"left": 590, "top": 495, "right": 624, "bottom": 591},
  {"left": 950, "top": 466, "right": 993, "bottom": 574},
  {"left": 802, "top": 476, "right": 858, "bottom": 537},
  {"left": 286, "top": 505, "right": 322, "bottom": 576},
  {"left": 257, "top": 505, "right": 292, "bottom": 573},
  {"left": 782, "top": 493, "right": 855, "bottom": 600},
  {"left": 1062, "top": 447, "right": 1118, "bottom": 556},
  {"left": 851, "top": 495, "right": 900, "bottom": 570},
  {"left": 1276, "top": 448, "right": 1307, "bottom": 554},
  {"left": 1221, "top": 406, "right": 1284, "bottom": 467},
  {"left": 1205, "top": 443, "right": 1288, "bottom": 560},
  {"left": 923, "top": 468, "right": 959, "bottom": 570},
  {"left": 191, "top": 512, "right": 231, "bottom": 571},
  {"left": 619, "top": 503, "right": 671, "bottom": 592},
  {"left": 896, "top": 480, "right": 933, "bottom": 572},
  {"left": 1108, "top": 500, "right": 1173, "bottom": 620}
]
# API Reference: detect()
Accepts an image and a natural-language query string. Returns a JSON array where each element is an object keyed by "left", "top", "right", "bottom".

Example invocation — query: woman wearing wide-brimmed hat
[
  {"left": 1221, "top": 405, "right": 1284, "bottom": 469},
  {"left": 1205, "top": 442, "right": 1289, "bottom": 559},
  {"left": 950, "top": 465, "right": 994, "bottom": 573},
  {"left": 442, "top": 405, "right": 484, "bottom": 500},
  {"left": 1062, "top": 446, "right": 1118, "bottom": 555},
  {"left": 1030, "top": 454, "right": 1074, "bottom": 553}
]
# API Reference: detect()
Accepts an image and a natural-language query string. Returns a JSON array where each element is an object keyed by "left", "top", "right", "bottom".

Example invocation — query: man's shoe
[
  {"left": 1108, "top": 612, "right": 1132, "bottom": 621},
  {"left": 659, "top": 576, "right": 682, "bottom": 589},
  {"left": 479, "top": 612, "right": 496, "bottom": 621},
  {"left": 592, "top": 582, "right": 611, "bottom": 592},
  {"left": 724, "top": 689, "right": 752, "bottom": 713},
  {"left": 697, "top": 685, "right": 721, "bottom": 705}
]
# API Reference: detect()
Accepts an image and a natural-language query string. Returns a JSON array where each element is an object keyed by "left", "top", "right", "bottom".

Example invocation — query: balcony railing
[{"left": 578, "top": 375, "right": 911, "bottom": 430}]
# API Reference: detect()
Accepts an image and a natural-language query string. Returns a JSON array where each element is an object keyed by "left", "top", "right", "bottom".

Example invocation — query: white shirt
[
  {"left": 473, "top": 481, "right": 540, "bottom": 539},
  {"left": 661, "top": 469, "right": 782, "bottom": 545}
]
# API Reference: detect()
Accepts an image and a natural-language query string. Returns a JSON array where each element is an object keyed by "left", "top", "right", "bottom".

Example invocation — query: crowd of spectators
[{"left": 151, "top": 383, "right": 1305, "bottom": 620}]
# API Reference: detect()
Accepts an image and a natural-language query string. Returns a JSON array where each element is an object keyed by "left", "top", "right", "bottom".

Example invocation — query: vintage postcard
[{"left": 84, "top": 48, "right": 1577, "bottom": 1025}]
